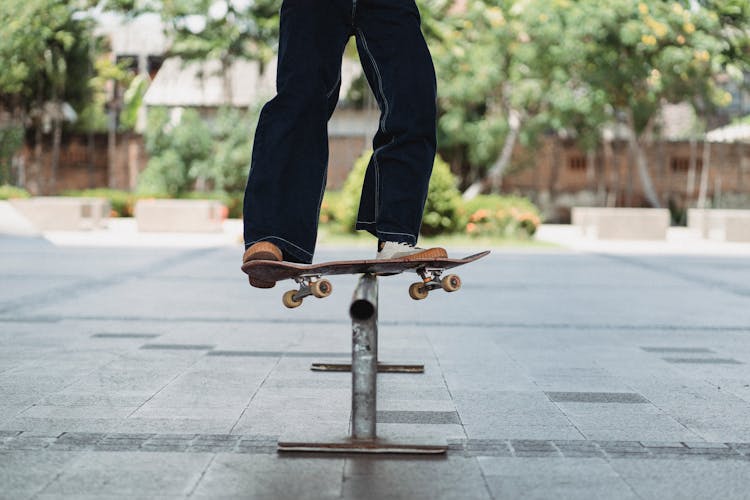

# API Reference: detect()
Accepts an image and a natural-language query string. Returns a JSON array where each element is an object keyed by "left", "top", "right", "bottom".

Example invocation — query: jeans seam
[
  {"left": 356, "top": 27, "right": 389, "bottom": 133},
  {"left": 326, "top": 71, "right": 341, "bottom": 99},
  {"left": 248, "top": 235, "right": 313, "bottom": 258},
  {"left": 378, "top": 230, "right": 416, "bottom": 239},
  {"left": 315, "top": 171, "right": 327, "bottom": 225}
]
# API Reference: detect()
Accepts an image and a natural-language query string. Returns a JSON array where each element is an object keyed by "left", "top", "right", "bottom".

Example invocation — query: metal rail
[
  {"left": 350, "top": 274, "right": 378, "bottom": 439},
  {"left": 277, "top": 274, "right": 446, "bottom": 454}
]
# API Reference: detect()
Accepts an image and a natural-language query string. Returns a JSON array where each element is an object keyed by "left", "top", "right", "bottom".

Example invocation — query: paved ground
[{"left": 2, "top": 234, "right": 750, "bottom": 499}]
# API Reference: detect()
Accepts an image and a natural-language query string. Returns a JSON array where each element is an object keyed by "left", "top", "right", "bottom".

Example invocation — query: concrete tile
[
  {"left": 39, "top": 451, "right": 213, "bottom": 497},
  {"left": 343, "top": 455, "right": 490, "bottom": 500},
  {"left": 609, "top": 458, "right": 750, "bottom": 500},
  {"left": 0, "top": 450, "right": 83, "bottom": 496},
  {"left": 190, "top": 453, "right": 344, "bottom": 499}
]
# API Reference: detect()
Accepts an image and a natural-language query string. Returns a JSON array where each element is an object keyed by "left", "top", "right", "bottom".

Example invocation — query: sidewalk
[{"left": 1, "top": 233, "right": 750, "bottom": 499}]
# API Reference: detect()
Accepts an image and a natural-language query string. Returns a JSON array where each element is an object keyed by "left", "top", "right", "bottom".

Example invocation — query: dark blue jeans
[{"left": 243, "top": 0, "right": 437, "bottom": 263}]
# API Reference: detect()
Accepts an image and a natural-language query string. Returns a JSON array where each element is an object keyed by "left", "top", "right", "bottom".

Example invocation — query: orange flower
[
  {"left": 466, "top": 222, "right": 478, "bottom": 233},
  {"left": 470, "top": 209, "right": 490, "bottom": 222}
]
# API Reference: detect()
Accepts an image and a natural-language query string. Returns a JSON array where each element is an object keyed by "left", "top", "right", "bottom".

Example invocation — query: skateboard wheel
[
  {"left": 409, "top": 282, "right": 429, "bottom": 300},
  {"left": 441, "top": 274, "right": 461, "bottom": 292},
  {"left": 311, "top": 279, "right": 333, "bottom": 298},
  {"left": 282, "top": 290, "right": 303, "bottom": 309}
]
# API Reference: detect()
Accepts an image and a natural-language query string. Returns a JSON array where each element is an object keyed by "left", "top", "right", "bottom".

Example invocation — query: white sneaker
[{"left": 376, "top": 241, "right": 448, "bottom": 260}]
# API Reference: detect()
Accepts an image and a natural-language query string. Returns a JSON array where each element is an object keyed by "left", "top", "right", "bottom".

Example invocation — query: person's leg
[
  {"left": 353, "top": 0, "right": 437, "bottom": 246},
  {"left": 243, "top": 0, "right": 352, "bottom": 264}
]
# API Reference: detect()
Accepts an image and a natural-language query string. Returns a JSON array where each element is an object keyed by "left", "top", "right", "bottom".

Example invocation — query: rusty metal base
[
  {"left": 277, "top": 434, "right": 447, "bottom": 454},
  {"left": 310, "top": 362, "right": 424, "bottom": 373}
]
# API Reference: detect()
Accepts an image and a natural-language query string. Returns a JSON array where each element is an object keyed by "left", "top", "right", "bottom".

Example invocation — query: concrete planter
[
  {"left": 9, "top": 197, "right": 110, "bottom": 231},
  {"left": 687, "top": 209, "right": 750, "bottom": 242},
  {"left": 134, "top": 199, "right": 227, "bottom": 233},
  {"left": 572, "top": 207, "right": 670, "bottom": 240}
]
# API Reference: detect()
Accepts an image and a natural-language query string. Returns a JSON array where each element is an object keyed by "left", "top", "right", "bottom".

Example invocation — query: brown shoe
[{"left": 243, "top": 241, "right": 283, "bottom": 288}]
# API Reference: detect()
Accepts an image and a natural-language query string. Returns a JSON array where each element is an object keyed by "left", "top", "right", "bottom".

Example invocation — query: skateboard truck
[
  {"left": 408, "top": 267, "right": 461, "bottom": 301},
  {"left": 282, "top": 275, "right": 333, "bottom": 308}
]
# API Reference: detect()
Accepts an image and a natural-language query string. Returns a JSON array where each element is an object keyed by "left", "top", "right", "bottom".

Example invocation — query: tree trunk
[
  {"left": 697, "top": 139, "right": 711, "bottom": 209},
  {"left": 50, "top": 104, "right": 62, "bottom": 194},
  {"left": 222, "top": 58, "right": 233, "bottom": 106},
  {"left": 87, "top": 129, "right": 95, "bottom": 188},
  {"left": 107, "top": 104, "right": 117, "bottom": 189},
  {"left": 30, "top": 121, "right": 44, "bottom": 195},
  {"left": 625, "top": 110, "right": 661, "bottom": 208},
  {"left": 462, "top": 109, "right": 521, "bottom": 199},
  {"left": 603, "top": 136, "right": 617, "bottom": 206},
  {"left": 686, "top": 136, "right": 697, "bottom": 201}
]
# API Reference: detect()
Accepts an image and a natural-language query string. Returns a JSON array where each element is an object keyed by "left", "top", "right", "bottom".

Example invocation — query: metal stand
[
  {"left": 277, "top": 274, "right": 447, "bottom": 454},
  {"left": 311, "top": 362, "right": 424, "bottom": 373}
]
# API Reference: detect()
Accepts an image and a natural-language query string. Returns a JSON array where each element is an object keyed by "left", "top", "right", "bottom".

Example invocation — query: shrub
[
  {"left": 139, "top": 107, "right": 257, "bottom": 196},
  {"left": 337, "top": 150, "right": 462, "bottom": 236},
  {"left": 421, "top": 155, "right": 463, "bottom": 235},
  {"left": 62, "top": 189, "right": 137, "bottom": 217},
  {"left": 461, "top": 194, "right": 541, "bottom": 238},
  {"left": 0, "top": 185, "right": 30, "bottom": 200},
  {"left": 137, "top": 149, "right": 188, "bottom": 196},
  {"left": 320, "top": 190, "right": 345, "bottom": 227}
]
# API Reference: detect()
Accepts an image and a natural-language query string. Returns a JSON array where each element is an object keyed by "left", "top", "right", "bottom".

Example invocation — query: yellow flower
[
  {"left": 641, "top": 34, "right": 657, "bottom": 46},
  {"left": 672, "top": 3, "right": 683, "bottom": 14},
  {"left": 677, "top": 35, "right": 685, "bottom": 44},
  {"left": 487, "top": 7, "right": 505, "bottom": 28},
  {"left": 683, "top": 22, "right": 695, "bottom": 34},
  {"left": 539, "top": 14, "right": 548, "bottom": 22},
  {"left": 638, "top": 3, "right": 648, "bottom": 15},
  {"left": 694, "top": 49, "right": 709, "bottom": 62}
]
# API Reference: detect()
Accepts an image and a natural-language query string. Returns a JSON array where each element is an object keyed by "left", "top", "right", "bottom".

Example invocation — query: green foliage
[
  {"left": 161, "top": 0, "right": 280, "bottom": 68},
  {"left": 0, "top": 184, "right": 30, "bottom": 200},
  {"left": 338, "top": 152, "right": 371, "bottom": 233},
  {"left": 421, "top": 155, "right": 463, "bottom": 236},
  {"left": 137, "top": 149, "right": 188, "bottom": 196},
  {"left": 462, "top": 194, "right": 542, "bottom": 239},
  {"left": 420, "top": 0, "right": 750, "bottom": 189},
  {"left": 62, "top": 188, "right": 139, "bottom": 217},
  {"left": 320, "top": 190, "right": 346, "bottom": 227},
  {"left": 0, "top": 125, "right": 24, "bottom": 185},
  {"left": 120, "top": 74, "right": 150, "bottom": 131},
  {"left": 189, "top": 108, "right": 255, "bottom": 192},
  {"left": 138, "top": 106, "right": 258, "bottom": 196},
  {"left": 0, "top": 0, "right": 97, "bottom": 117},
  {"left": 337, "top": 150, "right": 462, "bottom": 236}
]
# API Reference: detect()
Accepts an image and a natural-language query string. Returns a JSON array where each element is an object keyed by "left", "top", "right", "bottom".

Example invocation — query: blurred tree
[
  {"left": 138, "top": 105, "right": 259, "bottom": 194},
  {"left": 159, "top": 0, "right": 279, "bottom": 103},
  {"left": 422, "top": 0, "right": 749, "bottom": 207},
  {"left": 0, "top": 0, "right": 98, "bottom": 192}
]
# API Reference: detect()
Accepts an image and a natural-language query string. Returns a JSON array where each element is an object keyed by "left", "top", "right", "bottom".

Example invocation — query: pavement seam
[
  {"left": 124, "top": 351, "right": 207, "bottom": 420},
  {"left": 504, "top": 348, "right": 588, "bottom": 440},
  {"left": 185, "top": 453, "right": 218, "bottom": 498},
  {"left": 227, "top": 351, "right": 284, "bottom": 435}
]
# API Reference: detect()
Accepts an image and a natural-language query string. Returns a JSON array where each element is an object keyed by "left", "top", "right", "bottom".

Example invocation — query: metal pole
[{"left": 350, "top": 273, "right": 378, "bottom": 440}]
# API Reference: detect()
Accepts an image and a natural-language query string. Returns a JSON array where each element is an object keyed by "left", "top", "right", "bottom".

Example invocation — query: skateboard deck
[{"left": 242, "top": 251, "right": 490, "bottom": 308}]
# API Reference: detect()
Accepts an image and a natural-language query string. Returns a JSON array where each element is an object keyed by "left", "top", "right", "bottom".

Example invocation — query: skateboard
[{"left": 242, "top": 250, "right": 490, "bottom": 308}]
